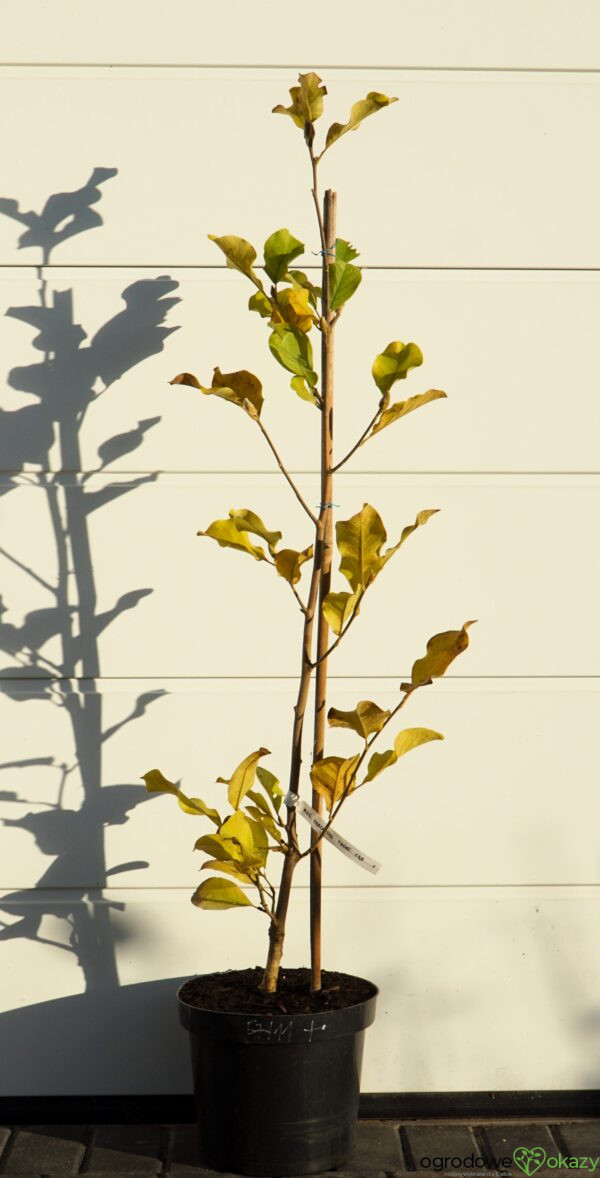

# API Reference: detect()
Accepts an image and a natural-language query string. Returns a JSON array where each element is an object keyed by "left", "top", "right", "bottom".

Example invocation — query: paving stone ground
[{"left": 0, "top": 1119, "right": 598, "bottom": 1178}]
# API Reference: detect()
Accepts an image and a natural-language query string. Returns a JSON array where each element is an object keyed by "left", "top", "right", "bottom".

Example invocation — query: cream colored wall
[{"left": 1, "top": 2, "right": 599, "bottom": 1096}]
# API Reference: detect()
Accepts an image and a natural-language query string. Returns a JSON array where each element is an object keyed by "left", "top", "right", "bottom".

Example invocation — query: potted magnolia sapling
[{"left": 144, "top": 73, "right": 474, "bottom": 1177}]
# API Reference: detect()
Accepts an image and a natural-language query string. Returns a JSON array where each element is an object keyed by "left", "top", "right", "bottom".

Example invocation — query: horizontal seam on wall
[
  {"left": 2, "top": 883, "right": 599, "bottom": 891},
  {"left": 2, "top": 63, "right": 600, "bottom": 73},
  {"left": 1, "top": 674, "right": 600, "bottom": 681},
  {"left": 2, "top": 263, "right": 600, "bottom": 272}
]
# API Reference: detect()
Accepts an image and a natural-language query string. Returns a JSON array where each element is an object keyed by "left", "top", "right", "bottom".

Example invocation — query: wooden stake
[{"left": 310, "top": 188, "right": 337, "bottom": 992}]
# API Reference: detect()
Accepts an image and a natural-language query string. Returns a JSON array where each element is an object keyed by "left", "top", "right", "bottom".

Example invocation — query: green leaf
[
  {"left": 256, "top": 766, "right": 283, "bottom": 813},
  {"left": 217, "top": 747, "right": 271, "bottom": 810},
  {"left": 170, "top": 367, "right": 264, "bottom": 417},
  {"left": 228, "top": 508, "right": 282, "bottom": 555},
  {"left": 372, "top": 390, "right": 447, "bottom": 435},
  {"left": 372, "top": 341, "right": 424, "bottom": 396},
  {"left": 324, "top": 91, "right": 398, "bottom": 152},
  {"left": 191, "top": 877, "right": 252, "bottom": 910},
  {"left": 142, "top": 770, "right": 221, "bottom": 825},
  {"left": 272, "top": 72, "right": 327, "bottom": 128},
  {"left": 198, "top": 518, "right": 268, "bottom": 562},
  {"left": 274, "top": 545, "right": 313, "bottom": 585},
  {"left": 322, "top": 588, "right": 362, "bottom": 636},
  {"left": 363, "top": 727, "right": 444, "bottom": 783},
  {"left": 200, "top": 860, "right": 254, "bottom": 885},
  {"left": 310, "top": 754, "right": 361, "bottom": 812},
  {"left": 208, "top": 234, "right": 262, "bottom": 287},
  {"left": 327, "top": 700, "right": 391, "bottom": 739},
  {"left": 194, "top": 833, "right": 244, "bottom": 863},
  {"left": 269, "top": 324, "right": 317, "bottom": 383},
  {"left": 248, "top": 290, "right": 275, "bottom": 319},
  {"left": 404, "top": 621, "right": 477, "bottom": 689},
  {"left": 335, "top": 239, "right": 360, "bottom": 262},
  {"left": 336, "top": 503, "right": 387, "bottom": 592},
  {"left": 245, "top": 789, "right": 272, "bottom": 816},
  {"left": 264, "top": 229, "right": 304, "bottom": 284},
  {"left": 329, "top": 258, "right": 362, "bottom": 312}
]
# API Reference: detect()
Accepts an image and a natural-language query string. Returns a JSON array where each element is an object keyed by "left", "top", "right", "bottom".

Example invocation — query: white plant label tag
[{"left": 284, "top": 792, "right": 381, "bottom": 875}]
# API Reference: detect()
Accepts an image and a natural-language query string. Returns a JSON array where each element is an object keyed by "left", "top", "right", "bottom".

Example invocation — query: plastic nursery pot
[{"left": 177, "top": 971, "right": 378, "bottom": 1177}]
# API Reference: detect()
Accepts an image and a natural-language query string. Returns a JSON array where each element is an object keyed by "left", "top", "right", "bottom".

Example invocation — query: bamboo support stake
[{"left": 310, "top": 188, "right": 337, "bottom": 992}]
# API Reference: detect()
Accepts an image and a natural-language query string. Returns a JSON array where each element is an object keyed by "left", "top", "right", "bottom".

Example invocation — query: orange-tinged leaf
[
  {"left": 310, "top": 754, "right": 361, "bottom": 812},
  {"left": 170, "top": 368, "right": 263, "bottom": 416}
]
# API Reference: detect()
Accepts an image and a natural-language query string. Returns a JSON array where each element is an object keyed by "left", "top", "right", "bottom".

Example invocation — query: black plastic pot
[{"left": 177, "top": 972, "right": 378, "bottom": 1176}]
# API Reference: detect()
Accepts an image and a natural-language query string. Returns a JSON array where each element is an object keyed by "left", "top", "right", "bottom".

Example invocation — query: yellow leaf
[
  {"left": 273, "top": 72, "right": 327, "bottom": 128},
  {"left": 322, "top": 589, "right": 362, "bottom": 636},
  {"left": 194, "top": 833, "right": 244, "bottom": 863},
  {"left": 142, "top": 769, "right": 221, "bottom": 825},
  {"left": 406, "top": 621, "right": 477, "bottom": 688},
  {"left": 310, "top": 754, "right": 361, "bottom": 812},
  {"left": 379, "top": 509, "right": 439, "bottom": 571},
  {"left": 207, "top": 234, "right": 262, "bottom": 288},
  {"left": 198, "top": 518, "right": 268, "bottom": 561},
  {"left": 327, "top": 700, "right": 391, "bottom": 739},
  {"left": 191, "top": 877, "right": 252, "bottom": 910},
  {"left": 245, "top": 805, "right": 285, "bottom": 845},
  {"left": 228, "top": 508, "right": 282, "bottom": 555},
  {"left": 363, "top": 727, "right": 444, "bottom": 783},
  {"left": 219, "top": 811, "right": 260, "bottom": 860},
  {"left": 372, "top": 390, "right": 447, "bottom": 435},
  {"left": 332, "top": 505, "right": 437, "bottom": 604},
  {"left": 274, "top": 285, "right": 315, "bottom": 333},
  {"left": 372, "top": 341, "right": 423, "bottom": 395},
  {"left": 336, "top": 503, "right": 387, "bottom": 592},
  {"left": 170, "top": 367, "right": 263, "bottom": 417},
  {"left": 200, "top": 859, "right": 254, "bottom": 885},
  {"left": 274, "top": 545, "right": 313, "bottom": 585},
  {"left": 217, "top": 747, "right": 271, "bottom": 810},
  {"left": 324, "top": 91, "right": 398, "bottom": 152},
  {"left": 290, "top": 375, "right": 319, "bottom": 404}
]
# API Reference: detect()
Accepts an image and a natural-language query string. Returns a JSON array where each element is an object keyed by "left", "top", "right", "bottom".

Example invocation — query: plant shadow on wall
[{"left": 0, "top": 168, "right": 181, "bottom": 1006}]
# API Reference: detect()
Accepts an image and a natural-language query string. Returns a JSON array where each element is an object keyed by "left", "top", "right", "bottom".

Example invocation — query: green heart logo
[{"left": 514, "top": 1147, "right": 546, "bottom": 1175}]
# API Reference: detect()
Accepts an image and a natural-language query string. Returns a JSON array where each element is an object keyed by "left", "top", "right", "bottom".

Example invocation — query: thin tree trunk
[{"left": 310, "top": 189, "right": 337, "bottom": 992}]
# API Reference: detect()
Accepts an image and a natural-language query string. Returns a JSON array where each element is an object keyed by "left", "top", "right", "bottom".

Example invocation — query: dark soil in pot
[
  {"left": 178, "top": 966, "right": 378, "bottom": 1176},
  {"left": 179, "top": 965, "right": 377, "bottom": 1014}
]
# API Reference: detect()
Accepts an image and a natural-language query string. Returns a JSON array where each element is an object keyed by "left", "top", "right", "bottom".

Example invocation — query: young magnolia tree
[{"left": 144, "top": 73, "right": 474, "bottom": 994}]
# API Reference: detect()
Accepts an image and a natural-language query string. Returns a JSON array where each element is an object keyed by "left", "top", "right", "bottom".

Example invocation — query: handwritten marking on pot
[
  {"left": 246, "top": 1017, "right": 292, "bottom": 1042},
  {"left": 303, "top": 1018, "right": 327, "bottom": 1042},
  {"left": 284, "top": 792, "right": 381, "bottom": 874}
]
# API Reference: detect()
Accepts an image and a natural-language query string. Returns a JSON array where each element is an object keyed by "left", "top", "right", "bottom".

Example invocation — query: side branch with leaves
[{"left": 144, "top": 72, "right": 474, "bottom": 994}]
